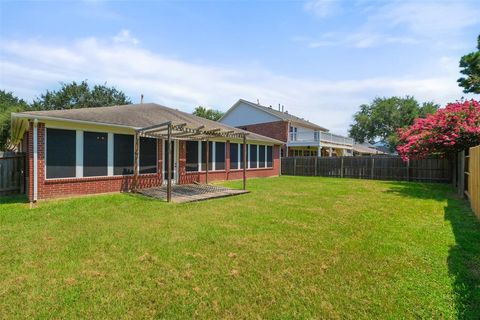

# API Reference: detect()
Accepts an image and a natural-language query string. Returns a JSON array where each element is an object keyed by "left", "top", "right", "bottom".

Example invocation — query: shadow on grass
[
  {"left": 0, "top": 194, "right": 28, "bottom": 205},
  {"left": 385, "top": 182, "right": 480, "bottom": 319}
]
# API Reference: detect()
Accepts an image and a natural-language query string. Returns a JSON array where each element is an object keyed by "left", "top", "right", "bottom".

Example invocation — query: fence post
[
  {"left": 371, "top": 158, "right": 375, "bottom": 179},
  {"left": 406, "top": 159, "right": 410, "bottom": 181},
  {"left": 293, "top": 158, "right": 297, "bottom": 176},
  {"left": 340, "top": 157, "right": 344, "bottom": 178},
  {"left": 458, "top": 150, "right": 465, "bottom": 197},
  {"left": 314, "top": 157, "right": 318, "bottom": 176}
]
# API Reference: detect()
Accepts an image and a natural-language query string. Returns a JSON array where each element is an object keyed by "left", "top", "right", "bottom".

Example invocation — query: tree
[
  {"left": 397, "top": 100, "right": 480, "bottom": 160},
  {"left": 0, "top": 91, "right": 28, "bottom": 151},
  {"left": 348, "top": 96, "right": 439, "bottom": 151},
  {"left": 31, "top": 80, "right": 131, "bottom": 110},
  {"left": 458, "top": 35, "right": 480, "bottom": 94},
  {"left": 192, "top": 106, "right": 224, "bottom": 121}
]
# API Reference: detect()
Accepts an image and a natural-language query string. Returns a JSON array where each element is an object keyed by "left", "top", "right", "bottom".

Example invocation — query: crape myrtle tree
[{"left": 397, "top": 100, "right": 480, "bottom": 160}]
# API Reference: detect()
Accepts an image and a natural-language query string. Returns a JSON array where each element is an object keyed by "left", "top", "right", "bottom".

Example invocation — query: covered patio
[{"left": 132, "top": 121, "right": 249, "bottom": 202}]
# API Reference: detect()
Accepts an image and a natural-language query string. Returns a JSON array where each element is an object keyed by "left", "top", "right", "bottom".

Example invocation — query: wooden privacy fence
[
  {"left": 281, "top": 155, "right": 452, "bottom": 183},
  {"left": 465, "top": 145, "right": 480, "bottom": 218},
  {"left": 0, "top": 153, "right": 26, "bottom": 196}
]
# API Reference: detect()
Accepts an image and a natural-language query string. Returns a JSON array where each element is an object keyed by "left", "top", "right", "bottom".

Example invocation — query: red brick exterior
[
  {"left": 237, "top": 121, "right": 288, "bottom": 156},
  {"left": 238, "top": 120, "right": 288, "bottom": 142},
  {"left": 26, "top": 122, "right": 280, "bottom": 201}
]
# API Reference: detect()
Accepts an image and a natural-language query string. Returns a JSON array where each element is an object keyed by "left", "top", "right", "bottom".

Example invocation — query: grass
[{"left": 1, "top": 176, "right": 479, "bottom": 319}]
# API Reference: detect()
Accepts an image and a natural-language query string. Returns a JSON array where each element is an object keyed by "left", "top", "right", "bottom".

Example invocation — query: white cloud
[
  {"left": 304, "top": 31, "right": 418, "bottom": 48},
  {"left": 373, "top": 0, "right": 480, "bottom": 36},
  {"left": 301, "top": 0, "right": 479, "bottom": 49},
  {"left": 112, "top": 29, "right": 139, "bottom": 45},
  {"left": 304, "top": 0, "right": 339, "bottom": 18},
  {"left": 0, "top": 34, "right": 469, "bottom": 135}
]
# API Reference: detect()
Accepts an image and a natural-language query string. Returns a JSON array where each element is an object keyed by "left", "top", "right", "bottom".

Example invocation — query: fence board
[
  {"left": 0, "top": 153, "right": 25, "bottom": 196},
  {"left": 467, "top": 145, "right": 480, "bottom": 219},
  {"left": 281, "top": 155, "right": 451, "bottom": 183}
]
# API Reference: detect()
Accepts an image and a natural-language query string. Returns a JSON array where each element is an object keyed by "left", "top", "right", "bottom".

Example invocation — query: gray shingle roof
[
  {"left": 15, "top": 103, "right": 282, "bottom": 144},
  {"left": 237, "top": 99, "right": 329, "bottom": 131}
]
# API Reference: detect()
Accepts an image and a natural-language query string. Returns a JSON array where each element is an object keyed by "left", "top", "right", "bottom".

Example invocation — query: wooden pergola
[{"left": 131, "top": 121, "right": 249, "bottom": 202}]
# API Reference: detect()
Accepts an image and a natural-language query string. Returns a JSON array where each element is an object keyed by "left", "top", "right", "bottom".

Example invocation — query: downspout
[{"left": 33, "top": 119, "right": 38, "bottom": 202}]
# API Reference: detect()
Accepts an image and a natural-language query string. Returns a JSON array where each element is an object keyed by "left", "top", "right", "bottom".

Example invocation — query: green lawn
[{"left": 1, "top": 177, "right": 479, "bottom": 319}]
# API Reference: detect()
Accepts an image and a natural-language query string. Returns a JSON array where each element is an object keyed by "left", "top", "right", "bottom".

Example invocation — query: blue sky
[{"left": 0, "top": 0, "right": 479, "bottom": 134}]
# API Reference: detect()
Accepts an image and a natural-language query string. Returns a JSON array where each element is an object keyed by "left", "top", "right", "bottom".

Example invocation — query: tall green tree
[
  {"left": 458, "top": 35, "right": 480, "bottom": 94},
  {"left": 31, "top": 80, "right": 131, "bottom": 110},
  {"left": 348, "top": 96, "right": 438, "bottom": 151},
  {"left": 192, "top": 106, "right": 224, "bottom": 121},
  {"left": 0, "top": 91, "right": 28, "bottom": 151}
]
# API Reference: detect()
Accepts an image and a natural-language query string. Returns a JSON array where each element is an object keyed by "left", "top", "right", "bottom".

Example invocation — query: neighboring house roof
[
  {"left": 353, "top": 142, "right": 386, "bottom": 155},
  {"left": 11, "top": 103, "right": 283, "bottom": 145},
  {"left": 221, "top": 99, "right": 329, "bottom": 131}
]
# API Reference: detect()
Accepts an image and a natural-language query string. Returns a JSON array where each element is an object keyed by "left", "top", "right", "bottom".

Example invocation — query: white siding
[
  {"left": 220, "top": 102, "right": 279, "bottom": 127},
  {"left": 289, "top": 124, "right": 317, "bottom": 142}
]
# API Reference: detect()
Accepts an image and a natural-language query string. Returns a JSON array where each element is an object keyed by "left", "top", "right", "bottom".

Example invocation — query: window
[
  {"left": 84, "top": 131, "right": 108, "bottom": 177},
  {"left": 201, "top": 141, "right": 213, "bottom": 171},
  {"left": 267, "top": 146, "right": 273, "bottom": 167},
  {"left": 215, "top": 142, "right": 225, "bottom": 170},
  {"left": 259, "top": 145, "right": 266, "bottom": 168},
  {"left": 249, "top": 144, "right": 258, "bottom": 168},
  {"left": 114, "top": 134, "right": 134, "bottom": 175},
  {"left": 186, "top": 140, "right": 199, "bottom": 172},
  {"left": 230, "top": 143, "right": 238, "bottom": 169},
  {"left": 289, "top": 126, "right": 297, "bottom": 141},
  {"left": 46, "top": 128, "right": 76, "bottom": 179},
  {"left": 140, "top": 137, "right": 157, "bottom": 174}
]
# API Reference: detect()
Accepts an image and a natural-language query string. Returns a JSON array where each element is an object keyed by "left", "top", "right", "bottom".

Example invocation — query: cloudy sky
[{"left": 0, "top": 0, "right": 478, "bottom": 134}]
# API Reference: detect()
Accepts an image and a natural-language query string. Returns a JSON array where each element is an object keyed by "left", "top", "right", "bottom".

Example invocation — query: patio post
[
  {"left": 243, "top": 134, "right": 247, "bottom": 190},
  {"left": 132, "top": 131, "right": 139, "bottom": 192},
  {"left": 167, "top": 123, "right": 172, "bottom": 202},
  {"left": 205, "top": 138, "right": 209, "bottom": 184}
]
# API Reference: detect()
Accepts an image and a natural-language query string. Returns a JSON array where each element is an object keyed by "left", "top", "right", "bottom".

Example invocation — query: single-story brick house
[{"left": 11, "top": 103, "right": 282, "bottom": 202}]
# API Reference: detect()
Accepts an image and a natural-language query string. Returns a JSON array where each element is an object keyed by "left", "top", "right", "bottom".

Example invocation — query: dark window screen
[
  {"left": 250, "top": 144, "right": 258, "bottom": 168},
  {"left": 267, "top": 146, "right": 273, "bottom": 167},
  {"left": 259, "top": 145, "right": 266, "bottom": 168},
  {"left": 140, "top": 137, "right": 157, "bottom": 174},
  {"left": 186, "top": 141, "right": 199, "bottom": 172},
  {"left": 230, "top": 143, "right": 238, "bottom": 169},
  {"left": 84, "top": 131, "right": 108, "bottom": 177},
  {"left": 201, "top": 141, "right": 213, "bottom": 171},
  {"left": 215, "top": 142, "right": 225, "bottom": 170},
  {"left": 114, "top": 134, "right": 134, "bottom": 175},
  {"left": 46, "top": 128, "right": 76, "bottom": 179}
]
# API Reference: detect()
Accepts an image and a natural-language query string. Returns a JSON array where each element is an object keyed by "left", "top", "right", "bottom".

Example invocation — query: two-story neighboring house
[{"left": 220, "top": 99, "right": 354, "bottom": 157}]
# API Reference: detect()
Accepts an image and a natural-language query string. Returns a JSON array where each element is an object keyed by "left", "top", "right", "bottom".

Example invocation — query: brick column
[
  {"left": 37, "top": 123, "right": 46, "bottom": 199},
  {"left": 178, "top": 140, "right": 186, "bottom": 184}
]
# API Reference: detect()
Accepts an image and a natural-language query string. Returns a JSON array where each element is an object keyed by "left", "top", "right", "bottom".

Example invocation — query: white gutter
[
  {"left": 33, "top": 119, "right": 38, "bottom": 202},
  {"left": 11, "top": 113, "right": 139, "bottom": 130}
]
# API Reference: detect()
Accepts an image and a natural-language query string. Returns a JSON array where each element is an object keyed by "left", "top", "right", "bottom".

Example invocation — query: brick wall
[
  {"left": 237, "top": 121, "right": 288, "bottom": 156},
  {"left": 237, "top": 121, "right": 288, "bottom": 143},
  {"left": 27, "top": 122, "right": 280, "bottom": 201}
]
